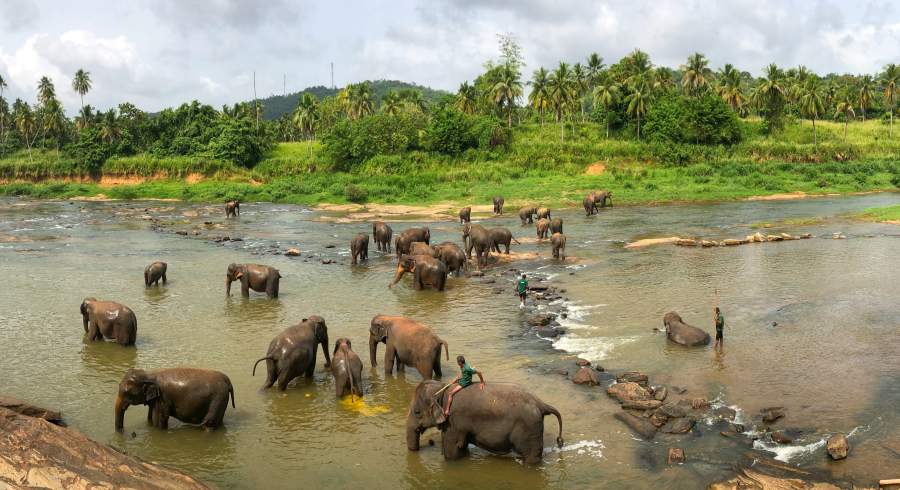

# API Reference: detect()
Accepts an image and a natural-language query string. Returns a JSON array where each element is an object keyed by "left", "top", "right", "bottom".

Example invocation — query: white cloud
[{"left": 0, "top": 0, "right": 39, "bottom": 32}]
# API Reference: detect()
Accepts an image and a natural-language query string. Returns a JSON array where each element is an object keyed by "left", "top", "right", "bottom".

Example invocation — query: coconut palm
[
  {"left": 625, "top": 73, "right": 653, "bottom": 140},
  {"left": 403, "top": 90, "right": 428, "bottom": 114},
  {"left": 293, "top": 93, "right": 319, "bottom": 156},
  {"left": 74, "top": 104, "right": 95, "bottom": 132},
  {"left": 833, "top": 85, "right": 857, "bottom": 143},
  {"left": 14, "top": 106, "right": 37, "bottom": 162},
  {"left": 858, "top": 74, "right": 877, "bottom": 122},
  {"left": 716, "top": 64, "right": 748, "bottom": 112},
  {"left": 380, "top": 90, "right": 403, "bottom": 116},
  {"left": 0, "top": 74, "right": 8, "bottom": 155},
  {"left": 652, "top": 67, "right": 675, "bottom": 93},
  {"left": 586, "top": 53, "right": 605, "bottom": 87},
  {"left": 454, "top": 82, "right": 477, "bottom": 115},
  {"left": 590, "top": 72, "right": 621, "bottom": 138},
  {"left": 626, "top": 49, "right": 652, "bottom": 77},
  {"left": 571, "top": 62, "right": 589, "bottom": 122},
  {"left": 528, "top": 67, "right": 550, "bottom": 126},
  {"left": 546, "top": 62, "right": 573, "bottom": 143},
  {"left": 36, "top": 76, "right": 56, "bottom": 105},
  {"left": 97, "top": 108, "right": 122, "bottom": 144},
  {"left": 72, "top": 69, "right": 92, "bottom": 116},
  {"left": 881, "top": 63, "right": 900, "bottom": 137},
  {"left": 680, "top": 52, "right": 715, "bottom": 98},
  {"left": 491, "top": 63, "right": 524, "bottom": 127},
  {"left": 344, "top": 83, "right": 376, "bottom": 120},
  {"left": 799, "top": 77, "right": 825, "bottom": 147},
  {"left": 757, "top": 64, "right": 787, "bottom": 127},
  {"left": 42, "top": 99, "right": 66, "bottom": 158}
]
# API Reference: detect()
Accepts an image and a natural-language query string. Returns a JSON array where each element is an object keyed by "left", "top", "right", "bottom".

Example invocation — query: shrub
[
  {"left": 3, "top": 182, "right": 36, "bottom": 196},
  {"left": 346, "top": 184, "right": 368, "bottom": 203}
]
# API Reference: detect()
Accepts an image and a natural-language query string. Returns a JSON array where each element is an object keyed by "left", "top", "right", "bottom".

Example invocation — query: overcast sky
[{"left": 1, "top": 0, "right": 898, "bottom": 113}]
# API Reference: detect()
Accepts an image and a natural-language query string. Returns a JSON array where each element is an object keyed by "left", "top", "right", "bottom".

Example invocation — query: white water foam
[
  {"left": 543, "top": 439, "right": 604, "bottom": 459},
  {"left": 552, "top": 335, "right": 639, "bottom": 362},
  {"left": 753, "top": 438, "right": 827, "bottom": 462}
]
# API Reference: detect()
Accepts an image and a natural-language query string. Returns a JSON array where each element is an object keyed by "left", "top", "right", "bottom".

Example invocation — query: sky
[{"left": 1, "top": 0, "right": 899, "bottom": 113}]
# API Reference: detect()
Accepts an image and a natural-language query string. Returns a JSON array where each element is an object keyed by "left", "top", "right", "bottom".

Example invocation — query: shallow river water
[{"left": 1, "top": 193, "right": 900, "bottom": 489}]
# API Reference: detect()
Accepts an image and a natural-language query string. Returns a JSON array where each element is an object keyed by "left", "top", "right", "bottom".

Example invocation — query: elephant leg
[
  {"left": 151, "top": 403, "right": 170, "bottom": 429},
  {"left": 277, "top": 368, "right": 293, "bottom": 391},
  {"left": 513, "top": 425, "right": 545, "bottom": 465},
  {"left": 442, "top": 428, "right": 469, "bottom": 460},
  {"left": 88, "top": 320, "right": 101, "bottom": 341},
  {"left": 147, "top": 406, "right": 153, "bottom": 421},
  {"left": 262, "top": 360, "right": 277, "bottom": 390},
  {"left": 396, "top": 351, "right": 405, "bottom": 372},
  {"left": 162, "top": 272, "right": 167, "bottom": 284},
  {"left": 352, "top": 372, "right": 363, "bottom": 397},
  {"left": 273, "top": 278, "right": 279, "bottom": 298},
  {"left": 203, "top": 395, "right": 228, "bottom": 430},
  {"left": 436, "top": 274, "right": 445, "bottom": 292},
  {"left": 241, "top": 280, "right": 250, "bottom": 298},
  {"left": 144, "top": 272, "right": 149, "bottom": 286},
  {"left": 305, "top": 351, "right": 318, "bottom": 377},
  {"left": 335, "top": 378, "right": 345, "bottom": 399},
  {"left": 433, "top": 351, "right": 442, "bottom": 377},
  {"left": 504, "top": 243, "right": 510, "bottom": 254},
  {"left": 384, "top": 344, "right": 396, "bottom": 375}
]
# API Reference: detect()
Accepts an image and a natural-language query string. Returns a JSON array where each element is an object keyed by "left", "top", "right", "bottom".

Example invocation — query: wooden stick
[
  {"left": 433, "top": 382, "right": 453, "bottom": 397},
  {"left": 880, "top": 479, "right": 900, "bottom": 486}
]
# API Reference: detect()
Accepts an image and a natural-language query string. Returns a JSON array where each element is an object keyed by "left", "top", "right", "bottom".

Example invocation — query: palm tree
[
  {"left": 858, "top": 74, "right": 877, "bottom": 122},
  {"left": 14, "top": 106, "right": 37, "bottom": 163},
  {"left": 799, "top": 77, "right": 825, "bottom": 147},
  {"left": 454, "top": 82, "right": 477, "bottom": 115},
  {"left": 680, "top": 52, "right": 715, "bottom": 98},
  {"left": 345, "top": 82, "right": 376, "bottom": 120},
  {"left": 0, "top": 74, "right": 8, "bottom": 156},
  {"left": 42, "top": 99, "right": 66, "bottom": 158},
  {"left": 625, "top": 73, "right": 653, "bottom": 140},
  {"left": 491, "top": 63, "right": 524, "bottom": 127},
  {"left": 716, "top": 64, "right": 748, "bottom": 112},
  {"left": 97, "top": 108, "right": 122, "bottom": 144},
  {"left": 586, "top": 53, "right": 605, "bottom": 87},
  {"left": 833, "top": 85, "right": 857, "bottom": 143},
  {"left": 528, "top": 68, "right": 550, "bottom": 126},
  {"left": 293, "top": 93, "right": 319, "bottom": 156},
  {"left": 403, "top": 90, "right": 428, "bottom": 114},
  {"left": 626, "top": 49, "right": 652, "bottom": 77},
  {"left": 757, "top": 63, "right": 787, "bottom": 127},
  {"left": 546, "top": 62, "right": 573, "bottom": 143},
  {"left": 36, "top": 76, "right": 56, "bottom": 105},
  {"left": 571, "top": 62, "right": 589, "bottom": 122},
  {"left": 75, "top": 104, "right": 95, "bottom": 131},
  {"left": 591, "top": 72, "right": 621, "bottom": 138},
  {"left": 72, "top": 69, "right": 92, "bottom": 116},
  {"left": 380, "top": 90, "right": 403, "bottom": 116},
  {"left": 881, "top": 63, "right": 900, "bottom": 137},
  {"left": 652, "top": 67, "right": 675, "bottom": 93}
]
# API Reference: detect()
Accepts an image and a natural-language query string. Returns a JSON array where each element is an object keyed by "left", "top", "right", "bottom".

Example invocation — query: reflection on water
[{"left": 1, "top": 194, "right": 900, "bottom": 489}]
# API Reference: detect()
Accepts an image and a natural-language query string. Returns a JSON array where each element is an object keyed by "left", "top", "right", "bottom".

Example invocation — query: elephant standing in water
[
  {"left": 459, "top": 207, "right": 471, "bottom": 223},
  {"left": 432, "top": 242, "right": 469, "bottom": 277},
  {"left": 406, "top": 380, "right": 563, "bottom": 465},
  {"left": 519, "top": 206, "right": 537, "bottom": 225},
  {"left": 493, "top": 196, "right": 504, "bottom": 214},
  {"left": 395, "top": 227, "right": 431, "bottom": 259},
  {"left": 462, "top": 222, "right": 493, "bottom": 268},
  {"left": 351, "top": 233, "right": 369, "bottom": 264},
  {"left": 115, "top": 368, "right": 234, "bottom": 432},
  {"left": 589, "top": 190, "right": 612, "bottom": 207},
  {"left": 409, "top": 242, "right": 436, "bottom": 257},
  {"left": 81, "top": 298, "right": 137, "bottom": 346},
  {"left": 549, "top": 218, "right": 564, "bottom": 235},
  {"left": 583, "top": 195, "right": 598, "bottom": 216},
  {"left": 663, "top": 312, "right": 711, "bottom": 347},
  {"left": 144, "top": 262, "right": 167, "bottom": 286},
  {"left": 389, "top": 255, "right": 447, "bottom": 291},
  {"left": 536, "top": 219, "right": 550, "bottom": 239},
  {"left": 373, "top": 221, "right": 393, "bottom": 253},
  {"left": 551, "top": 233, "right": 567, "bottom": 259},
  {"left": 369, "top": 315, "right": 449, "bottom": 379},
  {"left": 225, "top": 201, "right": 240, "bottom": 217},
  {"left": 489, "top": 227, "right": 519, "bottom": 254},
  {"left": 536, "top": 208, "right": 551, "bottom": 220},
  {"left": 226, "top": 263, "right": 281, "bottom": 299},
  {"left": 331, "top": 338, "right": 363, "bottom": 400},
  {"left": 253, "top": 316, "right": 331, "bottom": 390}
]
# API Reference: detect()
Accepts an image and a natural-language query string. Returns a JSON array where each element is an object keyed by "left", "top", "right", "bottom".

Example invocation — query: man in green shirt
[
  {"left": 444, "top": 355, "right": 484, "bottom": 416},
  {"left": 714, "top": 307, "right": 724, "bottom": 348},
  {"left": 517, "top": 274, "right": 529, "bottom": 309}
]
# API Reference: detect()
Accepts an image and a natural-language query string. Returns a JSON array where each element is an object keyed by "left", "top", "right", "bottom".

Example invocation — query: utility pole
[{"left": 331, "top": 63, "right": 334, "bottom": 90}]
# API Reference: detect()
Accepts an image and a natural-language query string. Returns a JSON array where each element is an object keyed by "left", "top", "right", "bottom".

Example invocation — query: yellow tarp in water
[{"left": 339, "top": 396, "right": 389, "bottom": 417}]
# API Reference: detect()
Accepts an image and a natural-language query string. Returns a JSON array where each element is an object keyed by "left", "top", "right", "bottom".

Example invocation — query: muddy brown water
[{"left": 1, "top": 194, "right": 900, "bottom": 489}]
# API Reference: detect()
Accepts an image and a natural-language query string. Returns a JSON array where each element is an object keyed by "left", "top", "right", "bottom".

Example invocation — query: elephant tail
[
  {"left": 228, "top": 379, "right": 235, "bottom": 408},
  {"left": 543, "top": 403, "right": 564, "bottom": 448},
  {"left": 511, "top": 237, "right": 521, "bottom": 245},
  {"left": 440, "top": 339, "right": 449, "bottom": 360},
  {"left": 347, "top": 360, "right": 356, "bottom": 403},
  {"left": 252, "top": 357, "right": 275, "bottom": 376}
]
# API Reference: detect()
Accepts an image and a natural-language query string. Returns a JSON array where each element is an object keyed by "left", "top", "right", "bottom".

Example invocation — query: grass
[
  {"left": 784, "top": 218, "right": 820, "bottom": 225},
  {"left": 857, "top": 205, "right": 900, "bottom": 222},
  {"left": 748, "top": 222, "right": 775, "bottom": 229}
]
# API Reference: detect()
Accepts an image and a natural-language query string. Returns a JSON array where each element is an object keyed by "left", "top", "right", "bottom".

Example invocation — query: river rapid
[{"left": 1, "top": 193, "right": 899, "bottom": 489}]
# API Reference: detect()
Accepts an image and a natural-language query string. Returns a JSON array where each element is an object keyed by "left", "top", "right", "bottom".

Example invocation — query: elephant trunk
[
  {"left": 114, "top": 397, "right": 129, "bottom": 432},
  {"left": 321, "top": 334, "right": 331, "bottom": 368},
  {"left": 226, "top": 277, "right": 233, "bottom": 297},
  {"left": 388, "top": 266, "right": 405, "bottom": 288},
  {"left": 369, "top": 337, "right": 378, "bottom": 367},
  {"left": 406, "top": 414, "right": 421, "bottom": 451},
  {"left": 82, "top": 316, "right": 89, "bottom": 333}
]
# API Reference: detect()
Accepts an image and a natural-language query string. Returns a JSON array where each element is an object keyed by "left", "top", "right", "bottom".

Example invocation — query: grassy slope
[{"left": 858, "top": 205, "right": 900, "bottom": 222}]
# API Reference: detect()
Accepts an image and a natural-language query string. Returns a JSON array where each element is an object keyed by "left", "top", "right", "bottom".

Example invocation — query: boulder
[
  {"left": 654, "top": 387, "right": 668, "bottom": 401},
  {"left": 661, "top": 417, "right": 695, "bottom": 434},
  {"left": 771, "top": 431, "right": 792, "bottom": 444},
  {"left": 479, "top": 278, "right": 495, "bottom": 284},
  {"left": 699, "top": 240, "right": 718, "bottom": 247},
  {"left": 750, "top": 232, "right": 767, "bottom": 242},
  {"left": 595, "top": 365, "right": 605, "bottom": 372},
  {"left": 711, "top": 406, "right": 737, "bottom": 421},
  {"left": 762, "top": 410, "right": 784, "bottom": 423},
  {"left": 614, "top": 412, "right": 657, "bottom": 440},
  {"left": 729, "top": 423, "right": 745, "bottom": 433},
  {"left": 692, "top": 398, "right": 710, "bottom": 410},
  {"left": 321, "top": 259, "right": 332, "bottom": 264},
  {"left": 0, "top": 407, "right": 212, "bottom": 489},
  {"left": 527, "top": 315, "right": 552, "bottom": 327},
  {"left": 655, "top": 403, "right": 686, "bottom": 419},
  {"left": 0, "top": 396, "right": 62, "bottom": 424},
  {"left": 470, "top": 270, "right": 484, "bottom": 277},
  {"left": 674, "top": 239, "right": 697, "bottom": 246},
  {"left": 721, "top": 239, "right": 743, "bottom": 246},
  {"left": 616, "top": 372, "right": 649, "bottom": 387},
  {"left": 284, "top": 248, "right": 302, "bottom": 256},
  {"left": 799, "top": 233, "right": 811, "bottom": 239},
  {"left": 780, "top": 233, "right": 794, "bottom": 240},
  {"left": 606, "top": 382, "right": 652, "bottom": 403},
  {"left": 663, "top": 312, "right": 711, "bottom": 347},
  {"left": 668, "top": 448, "right": 685, "bottom": 464},
  {"left": 529, "top": 284, "right": 549, "bottom": 291},
  {"left": 575, "top": 358, "right": 591, "bottom": 367},
  {"left": 766, "top": 235, "right": 784, "bottom": 241},
  {"left": 571, "top": 367, "right": 599, "bottom": 387},
  {"left": 827, "top": 434, "right": 850, "bottom": 460},
  {"left": 621, "top": 400, "right": 663, "bottom": 411},
  {"left": 535, "top": 326, "right": 559, "bottom": 338}
]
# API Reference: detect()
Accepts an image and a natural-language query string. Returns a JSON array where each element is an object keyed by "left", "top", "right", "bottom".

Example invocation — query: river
[{"left": 1, "top": 193, "right": 899, "bottom": 489}]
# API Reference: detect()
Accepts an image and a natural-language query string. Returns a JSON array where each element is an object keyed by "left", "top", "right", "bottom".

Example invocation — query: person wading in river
[
  {"left": 517, "top": 274, "right": 529, "bottom": 309},
  {"left": 714, "top": 307, "right": 725, "bottom": 348},
  {"left": 444, "top": 356, "right": 484, "bottom": 416}
]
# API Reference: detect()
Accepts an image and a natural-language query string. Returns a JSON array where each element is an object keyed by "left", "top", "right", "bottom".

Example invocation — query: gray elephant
[
  {"left": 459, "top": 207, "right": 471, "bottom": 223},
  {"left": 409, "top": 242, "right": 436, "bottom": 257},
  {"left": 331, "top": 338, "right": 363, "bottom": 401},
  {"left": 583, "top": 195, "right": 598, "bottom": 216},
  {"left": 536, "top": 208, "right": 551, "bottom": 220},
  {"left": 225, "top": 201, "right": 240, "bottom": 217},
  {"left": 369, "top": 315, "right": 448, "bottom": 379},
  {"left": 389, "top": 255, "right": 447, "bottom": 291},
  {"left": 663, "top": 312, "right": 711, "bottom": 347},
  {"left": 144, "top": 262, "right": 167, "bottom": 286},
  {"left": 395, "top": 227, "right": 431, "bottom": 260},
  {"left": 462, "top": 222, "right": 493, "bottom": 268},
  {"left": 489, "top": 227, "right": 520, "bottom": 254},
  {"left": 406, "top": 380, "right": 563, "bottom": 465},
  {"left": 226, "top": 263, "right": 281, "bottom": 299},
  {"left": 432, "top": 242, "right": 469, "bottom": 277},
  {"left": 518, "top": 206, "right": 537, "bottom": 225},
  {"left": 115, "top": 368, "right": 234, "bottom": 432},
  {"left": 551, "top": 233, "right": 566, "bottom": 259},
  {"left": 493, "top": 196, "right": 504, "bottom": 214},
  {"left": 590, "top": 190, "right": 612, "bottom": 207},
  {"left": 81, "top": 298, "right": 137, "bottom": 347},
  {"left": 373, "top": 221, "right": 393, "bottom": 253},
  {"left": 536, "top": 218, "right": 550, "bottom": 239},
  {"left": 549, "top": 218, "right": 563, "bottom": 235},
  {"left": 351, "top": 233, "right": 369, "bottom": 264},
  {"left": 253, "top": 316, "right": 332, "bottom": 390}
]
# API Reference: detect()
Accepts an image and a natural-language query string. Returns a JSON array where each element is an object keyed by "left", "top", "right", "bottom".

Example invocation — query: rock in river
[
  {"left": 527, "top": 315, "right": 554, "bottom": 326},
  {"left": 607, "top": 382, "right": 651, "bottom": 403},
  {"left": 771, "top": 431, "right": 792, "bottom": 444},
  {"left": 762, "top": 409, "right": 785, "bottom": 423},
  {"left": 655, "top": 402, "right": 686, "bottom": 419},
  {"left": 621, "top": 400, "right": 663, "bottom": 411},
  {"left": 827, "top": 434, "right": 850, "bottom": 460},
  {"left": 575, "top": 358, "right": 591, "bottom": 367},
  {"left": 615, "top": 411, "right": 657, "bottom": 440},
  {"left": 284, "top": 248, "right": 302, "bottom": 257},
  {"left": 616, "top": 371, "right": 649, "bottom": 387},
  {"left": 0, "top": 395, "right": 62, "bottom": 424},
  {"left": 668, "top": 448, "right": 685, "bottom": 464},
  {"left": 692, "top": 398, "right": 710, "bottom": 410},
  {"left": 654, "top": 387, "right": 668, "bottom": 401},
  {"left": 571, "top": 367, "right": 599, "bottom": 387},
  {"left": 661, "top": 417, "right": 695, "bottom": 434}
]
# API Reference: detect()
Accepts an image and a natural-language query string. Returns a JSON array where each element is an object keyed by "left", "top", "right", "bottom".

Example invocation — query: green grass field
[{"left": 857, "top": 205, "right": 900, "bottom": 222}]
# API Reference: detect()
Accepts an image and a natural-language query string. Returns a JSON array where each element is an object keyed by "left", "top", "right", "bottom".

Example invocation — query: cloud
[
  {"left": 148, "top": 0, "right": 301, "bottom": 35},
  {"left": 0, "top": 0, "right": 39, "bottom": 32}
]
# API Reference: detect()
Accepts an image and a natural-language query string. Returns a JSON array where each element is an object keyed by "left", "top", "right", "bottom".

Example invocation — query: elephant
[
  {"left": 551, "top": 233, "right": 567, "bottom": 259},
  {"left": 406, "top": 380, "right": 563, "bottom": 465},
  {"left": 432, "top": 242, "right": 469, "bottom": 277},
  {"left": 395, "top": 227, "right": 431, "bottom": 260},
  {"left": 583, "top": 195, "right": 598, "bottom": 216},
  {"left": 462, "top": 223, "right": 493, "bottom": 268},
  {"left": 536, "top": 208, "right": 551, "bottom": 220},
  {"left": 409, "top": 242, "right": 436, "bottom": 257},
  {"left": 536, "top": 219, "right": 550, "bottom": 239},
  {"left": 550, "top": 218, "right": 564, "bottom": 235},
  {"left": 369, "top": 315, "right": 449, "bottom": 379},
  {"left": 518, "top": 206, "right": 537, "bottom": 225},
  {"left": 144, "top": 262, "right": 167, "bottom": 286},
  {"left": 351, "top": 233, "right": 369, "bottom": 265},
  {"left": 590, "top": 190, "right": 613, "bottom": 207},
  {"left": 81, "top": 298, "right": 137, "bottom": 347},
  {"left": 331, "top": 338, "right": 363, "bottom": 401},
  {"left": 459, "top": 207, "right": 471, "bottom": 224},
  {"left": 373, "top": 221, "right": 393, "bottom": 253},
  {"left": 115, "top": 368, "right": 234, "bottom": 433},
  {"left": 225, "top": 201, "right": 240, "bottom": 218},
  {"left": 389, "top": 255, "right": 447, "bottom": 291},
  {"left": 226, "top": 263, "right": 281, "bottom": 299},
  {"left": 663, "top": 312, "right": 711, "bottom": 347},
  {"left": 493, "top": 196, "right": 505, "bottom": 214},
  {"left": 489, "top": 227, "right": 520, "bottom": 254},
  {"left": 252, "top": 316, "right": 332, "bottom": 391}
]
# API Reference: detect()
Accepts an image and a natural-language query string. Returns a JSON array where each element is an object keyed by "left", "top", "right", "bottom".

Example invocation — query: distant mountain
[{"left": 255, "top": 80, "right": 450, "bottom": 120}]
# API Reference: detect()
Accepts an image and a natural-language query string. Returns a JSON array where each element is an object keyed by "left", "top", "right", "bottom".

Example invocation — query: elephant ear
[
  {"left": 430, "top": 397, "right": 447, "bottom": 425},
  {"left": 144, "top": 384, "right": 160, "bottom": 402}
]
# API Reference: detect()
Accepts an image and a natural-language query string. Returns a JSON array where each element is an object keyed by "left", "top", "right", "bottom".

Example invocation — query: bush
[
  {"left": 3, "top": 182, "right": 36, "bottom": 196},
  {"left": 426, "top": 108, "right": 472, "bottom": 155},
  {"left": 68, "top": 129, "right": 108, "bottom": 174},
  {"left": 208, "top": 120, "right": 263, "bottom": 168},
  {"left": 322, "top": 114, "right": 425, "bottom": 171},
  {"left": 346, "top": 184, "right": 368, "bottom": 203},
  {"left": 643, "top": 93, "right": 742, "bottom": 146}
]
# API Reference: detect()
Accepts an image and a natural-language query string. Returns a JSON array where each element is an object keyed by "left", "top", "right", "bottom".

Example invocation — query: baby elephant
[
  {"left": 351, "top": 233, "right": 369, "bottom": 264},
  {"left": 536, "top": 219, "right": 550, "bottom": 239},
  {"left": 549, "top": 218, "right": 564, "bottom": 235},
  {"left": 81, "top": 298, "right": 137, "bottom": 346},
  {"left": 226, "top": 263, "right": 281, "bottom": 299},
  {"left": 225, "top": 201, "right": 240, "bottom": 217},
  {"left": 144, "top": 262, "right": 167, "bottom": 286},
  {"left": 459, "top": 207, "right": 471, "bottom": 223},
  {"left": 331, "top": 338, "right": 363, "bottom": 401},
  {"left": 115, "top": 368, "right": 234, "bottom": 433},
  {"left": 493, "top": 196, "right": 504, "bottom": 214},
  {"left": 551, "top": 233, "right": 567, "bottom": 259}
]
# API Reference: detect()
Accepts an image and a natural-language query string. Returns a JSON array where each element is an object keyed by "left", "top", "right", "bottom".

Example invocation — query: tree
[
  {"left": 75, "top": 105, "right": 95, "bottom": 131},
  {"left": 293, "top": 93, "right": 319, "bottom": 156},
  {"left": 380, "top": 90, "right": 402, "bottom": 116},
  {"left": 586, "top": 53, "right": 605, "bottom": 87},
  {"left": 528, "top": 67, "right": 550, "bottom": 126},
  {"left": 833, "top": 85, "right": 857, "bottom": 143},
  {"left": 716, "top": 64, "right": 748, "bottom": 112},
  {"left": 454, "top": 82, "right": 477, "bottom": 115},
  {"left": 42, "top": 99, "right": 66, "bottom": 158},
  {"left": 546, "top": 62, "right": 573, "bottom": 143},
  {"left": 343, "top": 82, "right": 376, "bottom": 120},
  {"left": 625, "top": 49, "right": 652, "bottom": 77},
  {"left": 680, "top": 52, "right": 715, "bottom": 98},
  {"left": 402, "top": 90, "right": 428, "bottom": 114},
  {"left": 590, "top": 72, "right": 621, "bottom": 138},
  {"left": 497, "top": 32, "right": 525, "bottom": 71},
  {"left": 491, "top": 63, "right": 523, "bottom": 128},
  {"left": 757, "top": 63, "right": 787, "bottom": 129},
  {"left": 0, "top": 73, "right": 7, "bottom": 156},
  {"left": 14, "top": 106, "right": 37, "bottom": 162},
  {"left": 652, "top": 67, "right": 675, "bottom": 93},
  {"left": 37, "top": 77, "right": 56, "bottom": 105},
  {"left": 799, "top": 77, "right": 825, "bottom": 147},
  {"left": 571, "top": 62, "right": 589, "bottom": 122},
  {"left": 72, "top": 69, "right": 92, "bottom": 116},
  {"left": 881, "top": 63, "right": 900, "bottom": 137},
  {"left": 97, "top": 108, "right": 122, "bottom": 144},
  {"left": 625, "top": 73, "right": 653, "bottom": 139},
  {"left": 858, "top": 74, "right": 876, "bottom": 122}
]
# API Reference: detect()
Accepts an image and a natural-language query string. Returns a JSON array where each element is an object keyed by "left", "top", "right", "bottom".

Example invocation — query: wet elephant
[
  {"left": 389, "top": 255, "right": 447, "bottom": 291},
  {"left": 519, "top": 206, "right": 537, "bottom": 225},
  {"left": 144, "top": 262, "right": 167, "bottom": 286},
  {"left": 549, "top": 218, "right": 563, "bottom": 235},
  {"left": 253, "top": 316, "right": 332, "bottom": 390},
  {"left": 459, "top": 207, "right": 471, "bottom": 223},
  {"left": 663, "top": 312, "right": 711, "bottom": 347},
  {"left": 226, "top": 263, "right": 281, "bottom": 299},
  {"left": 369, "top": 315, "right": 449, "bottom": 379},
  {"left": 351, "top": 233, "right": 369, "bottom": 264},
  {"left": 590, "top": 190, "right": 612, "bottom": 207},
  {"left": 225, "top": 201, "right": 240, "bottom": 218},
  {"left": 536, "top": 219, "right": 550, "bottom": 239},
  {"left": 551, "top": 233, "right": 567, "bottom": 259},
  {"left": 395, "top": 227, "right": 431, "bottom": 260},
  {"left": 536, "top": 208, "right": 551, "bottom": 220},
  {"left": 115, "top": 368, "right": 234, "bottom": 432},
  {"left": 409, "top": 242, "right": 436, "bottom": 257},
  {"left": 493, "top": 196, "right": 504, "bottom": 214},
  {"left": 583, "top": 195, "right": 598, "bottom": 216},
  {"left": 432, "top": 242, "right": 469, "bottom": 277},
  {"left": 489, "top": 227, "right": 519, "bottom": 254},
  {"left": 331, "top": 338, "right": 363, "bottom": 401},
  {"left": 462, "top": 223, "right": 493, "bottom": 268},
  {"left": 81, "top": 298, "right": 137, "bottom": 347},
  {"left": 373, "top": 221, "right": 393, "bottom": 253},
  {"left": 406, "top": 380, "right": 563, "bottom": 465}
]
